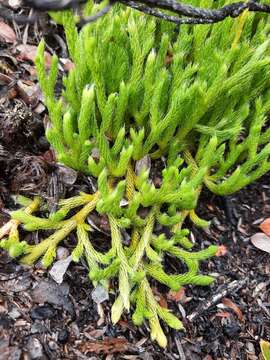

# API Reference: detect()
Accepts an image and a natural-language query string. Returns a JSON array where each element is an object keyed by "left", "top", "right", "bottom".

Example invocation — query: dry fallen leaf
[
  {"left": 87, "top": 328, "right": 107, "bottom": 339},
  {"left": 0, "top": 21, "right": 16, "bottom": 43},
  {"left": 16, "top": 80, "right": 41, "bottom": 106},
  {"left": 260, "top": 218, "right": 270, "bottom": 237},
  {"left": 167, "top": 287, "right": 186, "bottom": 303},
  {"left": 222, "top": 298, "right": 243, "bottom": 321},
  {"left": 152, "top": 286, "right": 168, "bottom": 308},
  {"left": 215, "top": 311, "right": 231, "bottom": 318},
  {"left": 158, "top": 294, "right": 168, "bottom": 309},
  {"left": 0, "top": 73, "right": 13, "bottom": 86},
  {"left": 16, "top": 45, "right": 52, "bottom": 68},
  {"left": 250, "top": 232, "right": 270, "bottom": 254},
  {"left": 215, "top": 245, "right": 228, "bottom": 257}
]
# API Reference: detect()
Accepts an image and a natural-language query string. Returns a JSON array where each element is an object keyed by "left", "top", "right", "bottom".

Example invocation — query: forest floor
[{"left": 0, "top": 3, "right": 270, "bottom": 360}]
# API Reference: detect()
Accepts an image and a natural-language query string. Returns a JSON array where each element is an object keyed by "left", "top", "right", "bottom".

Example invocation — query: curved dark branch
[
  {"left": 1, "top": 0, "right": 270, "bottom": 27},
  {"left": 125, "top": 1, "right": 215, "bottom": 24},
  {"left": 78, "top": 3, "right": 113, "bottom": 26},
  {"left": 23, "top": 0, "right": 86, "bottom": 11}
]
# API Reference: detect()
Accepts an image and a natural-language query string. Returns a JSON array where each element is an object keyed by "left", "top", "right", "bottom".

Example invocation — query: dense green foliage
[{"left": 1, "top": 0, "right": 270, "bottom": 347}]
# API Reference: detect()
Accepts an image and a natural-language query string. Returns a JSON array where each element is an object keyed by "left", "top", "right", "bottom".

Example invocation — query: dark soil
[{"left": 0, "top": 6, "right": 270, "bottom": 360}]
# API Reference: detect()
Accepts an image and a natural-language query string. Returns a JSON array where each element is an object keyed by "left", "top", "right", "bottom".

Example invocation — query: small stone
[
  {"left": 135, "top": 155, "right": 151, "bottom": 176},
  {"left": 57, "top": 329, "right": 69, "bottom": 344},
  {"left": 246, "top": 341, "right": 255, "bottom": 354},
  {"left": 49, "top": 255, "right": 72, "bottom": 284},
  {"left": 31, "top": 321, "right": 46, "bottom": 334},
  {"left": 223, "top": 320, "right": 241, "bottom": 338},
  {"left": 8, "top": 307, "right": 21, "bottom": 320},
  {"left": 91, "top": 147, "right": 100, "bottom": 160},
  {"left": 0, "top": 315, "right": 13, "bottom": 329},
  {"left": 120, "top": 199, "right": 129, "bottom": 207},
  {"left": 56, "top": 247, "right": 69, "bottom": 260},
  {"left": 27, "top": 337, "right": 43, "bottom": 359},
  {"left": 9, "top": 0, "right": 22, "bottom": 9},
  {"left": 32, "top": 280, "right": 74, "bottom": 314},
  {"left": 70, "top": 322, "right": 80, "bottom": 339},
  {"left": 57, "top": 165, "right": 77, "bottom": 185},
  {"left": 91, "top": 285, "right": 109, "bottom": 304},
  {"left": 48, "top": 341, "right": 58, "bottom": 351},
  {"left": 30, "top": 305, "right": 56, "bottom": 320}
]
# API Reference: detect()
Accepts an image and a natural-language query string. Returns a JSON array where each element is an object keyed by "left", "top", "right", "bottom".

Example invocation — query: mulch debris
[{"left": 0, "top": 5, "right": 270, "bottom": 360}]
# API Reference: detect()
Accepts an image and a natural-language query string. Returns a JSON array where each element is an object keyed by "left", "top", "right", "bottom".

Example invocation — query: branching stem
[{"left": 20, "top": 192, "right": 100, "bottom": 265}]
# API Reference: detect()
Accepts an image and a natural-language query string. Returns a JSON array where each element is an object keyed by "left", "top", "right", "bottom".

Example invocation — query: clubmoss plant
[{"left": 1, "top": 0, "right": 270, "bottom": 347}]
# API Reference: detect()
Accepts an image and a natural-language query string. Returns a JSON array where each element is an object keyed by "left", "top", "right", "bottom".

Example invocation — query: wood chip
[{"left": 79, "top": 338, "right": 131, "bottom": 355}]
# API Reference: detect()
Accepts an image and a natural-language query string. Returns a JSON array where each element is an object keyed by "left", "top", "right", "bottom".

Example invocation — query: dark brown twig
[{"left": 187, "top": 278, "right": 247, "bottom": 322}]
